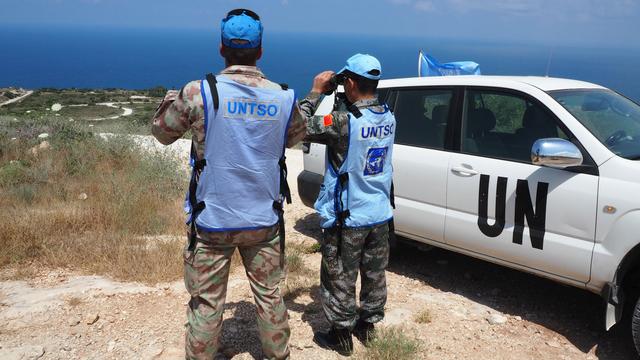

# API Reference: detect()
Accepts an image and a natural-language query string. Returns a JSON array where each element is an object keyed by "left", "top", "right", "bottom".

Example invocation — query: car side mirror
[{"left": 531, "top": 138, "right": 583, "bottom": 169}]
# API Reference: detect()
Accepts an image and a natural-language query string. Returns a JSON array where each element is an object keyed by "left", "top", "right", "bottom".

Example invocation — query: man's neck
[
  {"left": 225, "top": 62, "right": 257, "bottom": 68},
  {"left": 350, "top": 94, "right": 376, "bottom": 104}
]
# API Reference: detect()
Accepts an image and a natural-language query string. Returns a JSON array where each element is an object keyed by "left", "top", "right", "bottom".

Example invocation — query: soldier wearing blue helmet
[{"left": 298, "top": 54, "right": 396, "bottom": 356}]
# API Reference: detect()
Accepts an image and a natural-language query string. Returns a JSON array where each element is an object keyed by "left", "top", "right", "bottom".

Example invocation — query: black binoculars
[{"left": 323, "top": 74, "right": 347, "bottom": 96}]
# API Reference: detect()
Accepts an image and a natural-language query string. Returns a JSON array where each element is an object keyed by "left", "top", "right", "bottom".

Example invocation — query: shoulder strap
[
  {"left": 347, "top": 103, "right": 363, "bottom": 118},
  {"left": 390, "top": 181, "right": 396, "bottom": 209},
  {"left": 205, "top": 73, "right": 219, "bottom": 110}
]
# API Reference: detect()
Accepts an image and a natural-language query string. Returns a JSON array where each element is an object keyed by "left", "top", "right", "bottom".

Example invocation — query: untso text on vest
[
  {"left": 186, "top": 76, "right": 295, "bottom": 231},
  {"left": 315, "top": 106, "right": 396, "bottom": 229}
]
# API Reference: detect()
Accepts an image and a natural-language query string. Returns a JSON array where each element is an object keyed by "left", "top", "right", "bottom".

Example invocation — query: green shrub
[{"left": 358, "top": 327, "right": 420, "bottom": 360}]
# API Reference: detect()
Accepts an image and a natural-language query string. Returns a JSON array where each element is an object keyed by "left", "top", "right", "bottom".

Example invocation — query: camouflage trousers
[
  {"left": 320, "top": 222, "right": 390, "bottom": 330},
  {"left": 183, "top": 226, "right": 290, "bottom": 360}
]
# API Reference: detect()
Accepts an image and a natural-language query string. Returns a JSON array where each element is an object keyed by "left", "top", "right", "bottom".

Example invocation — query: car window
[
  {"left": 550, "top": 89, "right": 640, "bottom": 160},
  {"left": 393, "top": 89, "right": 453, "bottom": 149},
  {"left": 462, "top": 89, "right": 569, "bottom": 163}
]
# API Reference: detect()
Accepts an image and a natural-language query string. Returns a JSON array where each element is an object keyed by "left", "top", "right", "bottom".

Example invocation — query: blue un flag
[{"left": 419, "top": 51, "right": 481, "bottom": 77}]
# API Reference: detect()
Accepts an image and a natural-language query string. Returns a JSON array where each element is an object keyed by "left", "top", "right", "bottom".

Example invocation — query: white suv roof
[{"left": 380, "top": 76, "right": 604, "bottom": 92}]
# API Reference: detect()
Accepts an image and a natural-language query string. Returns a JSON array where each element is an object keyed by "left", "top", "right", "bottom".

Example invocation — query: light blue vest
[
  {"left": 314, "top": 105, "right": 396, "bottom": 229},
  {"left": 186, "top": 76, "right": 295, "bottom": 232}
]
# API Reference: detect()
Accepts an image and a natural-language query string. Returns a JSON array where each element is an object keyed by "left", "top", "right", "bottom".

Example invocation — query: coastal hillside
[{"left": 0, "top": 87, "right": 166, "bottom": 135}]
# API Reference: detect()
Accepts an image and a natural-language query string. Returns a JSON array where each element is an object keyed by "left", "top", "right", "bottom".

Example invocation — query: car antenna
[{"left": 545, "top": 48, "right": 554, "bottom": 77}]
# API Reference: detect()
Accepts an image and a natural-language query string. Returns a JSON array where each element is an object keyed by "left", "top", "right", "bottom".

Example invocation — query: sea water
[{"left": 0, "top": 25, "right": 638, "bottom": 102}]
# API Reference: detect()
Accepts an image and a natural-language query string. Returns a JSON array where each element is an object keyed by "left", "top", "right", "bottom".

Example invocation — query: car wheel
[{"left": 632, "top": 296, "right": 640, "bottom": 355}]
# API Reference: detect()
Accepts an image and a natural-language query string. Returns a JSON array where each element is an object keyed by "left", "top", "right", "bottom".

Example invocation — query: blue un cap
[
  {"left": 221, "top": 9, "right": 263, "bottom": 49},
  {"left": 338, "top": 54, "right": 382, "bottom": 80}
]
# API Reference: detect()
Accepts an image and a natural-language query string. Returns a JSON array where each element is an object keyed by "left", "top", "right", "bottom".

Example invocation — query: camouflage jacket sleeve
[
  {"left": 285, "top": 102, "right": 306, "bottom": 148},
  {"left": 299, "top": 92, "right": 349, "bottom": 151},
  {"left": 151, "top": 80, "right": 204, "bottom": 146}
]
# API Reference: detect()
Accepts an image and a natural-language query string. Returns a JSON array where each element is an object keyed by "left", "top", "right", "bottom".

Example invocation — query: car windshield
[{"left": 549, "top": 89, "right": 640, "bottom": 160}]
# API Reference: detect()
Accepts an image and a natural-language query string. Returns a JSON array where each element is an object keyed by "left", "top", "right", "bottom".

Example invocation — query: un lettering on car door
[
  {"left": 477, "top": 174, "right": 549, "bottom": 250},
  {"left": 445, "top": 154, "right": 597, "bottom": 283}
]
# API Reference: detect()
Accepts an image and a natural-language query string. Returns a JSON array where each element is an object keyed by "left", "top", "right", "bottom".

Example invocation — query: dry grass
[
  {"left": 66, "top": 296, "right": 84, "bottom": 307},
  {"left": 356, "top": 327, "right": 421, "bottom": 360},
  {"left": 282, "top": 242, "right": 317, "bottom": 300},
  {"left": 0, "top": 122, "right": 186, "bottom": 283},
  {"left": 414, "top": 308, "right": 433, "bottom": 324}
]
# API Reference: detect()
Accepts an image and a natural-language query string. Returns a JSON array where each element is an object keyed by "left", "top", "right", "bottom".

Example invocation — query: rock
[
  {"left": 88, "top": 124, "right": 94, "bottom": 127},
  {"left": 546, "top": 340, "right": 561, "bottom": 348},
  {"left": 383, "top": 308, "right": 413, "bottom": 326},
  {"left": 0, "top": 345, "right": 45, "bottom": 360},
  {"left": 486, "top": 314, "right": 508, "bottom": 325},
  {"left": 68, "top": 317, "right": 81, "bottom": 327},
  {"left": 37, "top": 133, "right": 49, "bottom": 139},
  {"left": 38, "top": 141, "right": 50, "bottom": 151},
  {"left": 11, "top": 137, "right": 17, "bottom": 141},
  {"left": 78, "top": 193, "right": 88, "bottom": 201},
  {"left": 51, "top": 103, "right": 62, "bottom": 112},
  {"left": 107, "top": 340, "right": 117, "bottom": 352},
  {"left": 514, "top": 316, "right": 522, "bottom": 321},
  {"left": 143, "top": 343, "right": 165, "bottom": 359},
  {"left": 85, "top": 312, "right": 99, "bottom": 325}
]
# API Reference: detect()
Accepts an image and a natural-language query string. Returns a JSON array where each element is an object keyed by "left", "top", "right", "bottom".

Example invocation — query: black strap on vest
[
  {"left": 274, "top": 82, "right": 291, "bottom": 268},
  {"left": 274, "top": 154, "right": 292, "bottom": 269},
  {"left": 334, "top": 172, "right": 351, "bottom": 257},
  {"left": 347, "top": 104, "right": 363, "bottom": 118},
  {"left": 390, "top": 181, "right": 396, "bottom": 209},
  {"left": 206, "top": 73, "right": 219, "bottom": 110},
  {"left": 187, "top": 143, "right": 207, "bottom": 252}
]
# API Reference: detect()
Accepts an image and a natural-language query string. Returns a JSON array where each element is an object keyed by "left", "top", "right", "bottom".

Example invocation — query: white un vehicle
[{"left": 297, "top": 76, "right": 640, "bottom": 353}]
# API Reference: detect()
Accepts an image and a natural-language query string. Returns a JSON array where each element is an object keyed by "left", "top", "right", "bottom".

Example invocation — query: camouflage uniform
[
  {"left": 300, "top": 94, "right": 390, "bottom": 330},
  {"left": 152, "top": 65, "right": 306, "bottom": 360}
]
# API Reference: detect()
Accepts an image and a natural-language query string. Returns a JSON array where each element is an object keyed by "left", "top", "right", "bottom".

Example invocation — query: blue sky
[{"left": 1, "top": 0, "right": 639, "bottom": 47}]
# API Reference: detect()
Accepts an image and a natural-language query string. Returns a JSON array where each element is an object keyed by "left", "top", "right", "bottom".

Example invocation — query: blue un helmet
[{"left": 221, "top": 9, "right": 263, "bottom": 49}]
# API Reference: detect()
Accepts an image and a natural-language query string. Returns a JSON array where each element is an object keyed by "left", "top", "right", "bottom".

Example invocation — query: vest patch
[
  {"left": 323, "top": 114, "right": 333, "bottom": 127},
  {"left": 223, "top": 98, "right": 280, "bottom": 120},
  {"left": 364, "top": 147, "right": 388, "bottom": 176},
  {"left": 359, "top": 123, "right": 395, "bottom": 140}
]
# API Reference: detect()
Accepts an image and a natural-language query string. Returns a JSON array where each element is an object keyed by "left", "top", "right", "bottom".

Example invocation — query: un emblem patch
[{"left": 364, "top": 147, "right": 388, "bottom": 176}]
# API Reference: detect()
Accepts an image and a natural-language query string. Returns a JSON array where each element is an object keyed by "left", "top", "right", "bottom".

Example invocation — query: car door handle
[{"left": 451, "top": 166, "right": 479, "bottom": 176}]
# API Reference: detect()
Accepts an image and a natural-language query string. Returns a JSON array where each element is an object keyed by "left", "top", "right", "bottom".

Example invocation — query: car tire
[{"left": 632, "top": 296, "right": 640, "bottom": 355}]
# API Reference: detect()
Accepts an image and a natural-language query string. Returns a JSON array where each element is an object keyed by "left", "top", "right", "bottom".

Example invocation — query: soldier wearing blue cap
[
  {"left": 152, "top": 8, "right": 307, "bottom": 360},
  {"left": 298, "top": 54, "right": 396, "bottom": 355}
]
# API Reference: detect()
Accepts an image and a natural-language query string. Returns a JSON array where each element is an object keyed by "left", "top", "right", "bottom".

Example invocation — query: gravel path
[{"left": 0, "top": 90, "right": 33, "bottom": 107}]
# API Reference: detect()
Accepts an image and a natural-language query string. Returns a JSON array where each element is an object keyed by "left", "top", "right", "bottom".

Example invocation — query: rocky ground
[{"left": 0, "top": 148, "right": 637, "bottom": 359}]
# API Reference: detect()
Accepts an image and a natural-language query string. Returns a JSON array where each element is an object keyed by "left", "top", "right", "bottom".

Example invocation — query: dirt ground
[{"left": 0, "top": 148, "right": 637, "bottom": 360}]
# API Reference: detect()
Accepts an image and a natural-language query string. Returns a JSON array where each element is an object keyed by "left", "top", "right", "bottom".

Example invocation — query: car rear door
[
  {"left": 389, "top": 87, "right": 459, "bottom": 244},
  {"left": 444, "top": 87, "right": 598, "bottom": 283}
]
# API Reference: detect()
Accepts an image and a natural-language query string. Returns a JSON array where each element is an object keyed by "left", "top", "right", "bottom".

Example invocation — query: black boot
[
  {"left": 313, "top": 327, "right": 353, "bottom": 356},
  {"left": 353, "top": 320, "right": 376, "bottom": 346}
]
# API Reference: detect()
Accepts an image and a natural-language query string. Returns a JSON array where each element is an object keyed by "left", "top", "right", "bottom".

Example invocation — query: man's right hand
[
  {"left": 163, "top": 89, "right": 180, "bottom": 102},
  {"left": 312, "top": 71, "right": 335, "bottom": 95}
]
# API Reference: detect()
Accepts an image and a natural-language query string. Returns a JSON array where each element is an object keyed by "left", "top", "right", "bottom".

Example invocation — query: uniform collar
[
  {"left": 353, "top": 97, "right": 380, "bottom": 108},
  {"left": 220, "top": 65, "right": 266, "bottom": 79}
]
